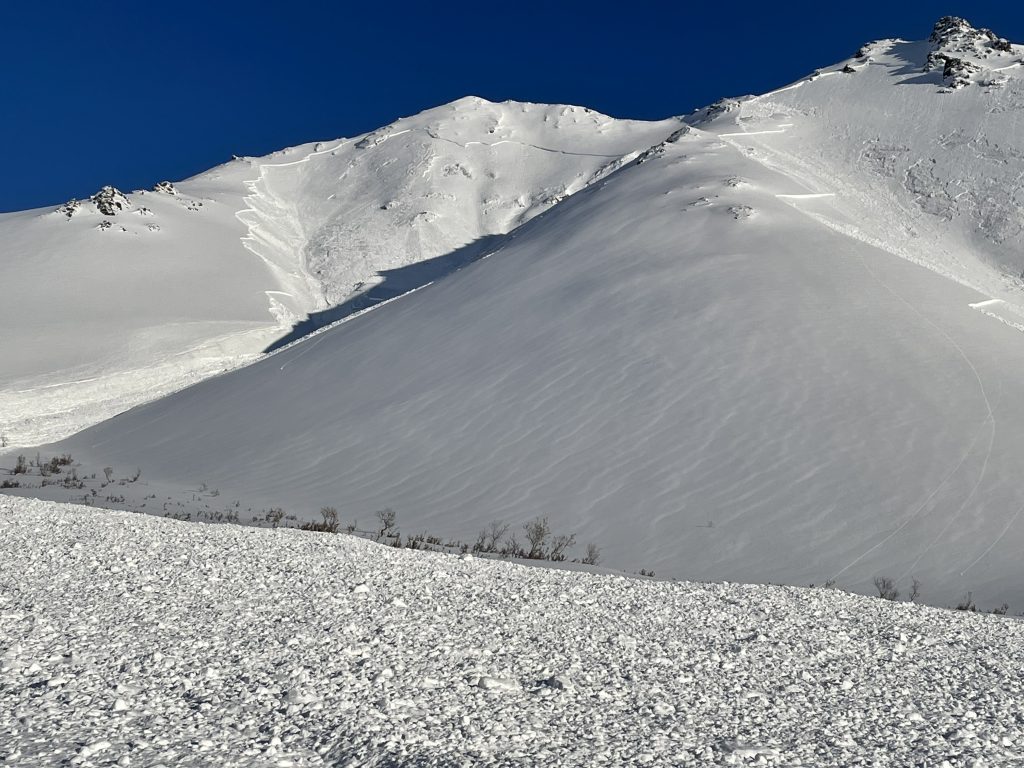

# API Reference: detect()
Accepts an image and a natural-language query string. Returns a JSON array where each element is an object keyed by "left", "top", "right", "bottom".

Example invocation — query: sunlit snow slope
[
  {"left": 9, "top": 17, "right": 1024, "bottom": 608},
  {"left": 0, "top": 99, "right": 678, "bottom": 445},
  {"left": 690, "top": 16, "right": 1024, "bottom": 301},
  {"left": 24, "top": 86, "right": 1024, "bottom": 608}
]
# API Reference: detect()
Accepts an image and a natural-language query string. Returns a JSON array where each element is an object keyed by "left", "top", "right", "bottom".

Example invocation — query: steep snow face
[
  {"left": 4, "top": 496, "right": 1024, "bottom": 767},
  {"left": 244, "top": 97, "right": 681, "bottom": 308},
  {"left": 22, "top": 121, "right": 1024, "bottom": 608},
  {"left": 0, "top": 99, "right": 680, "bottom": 446},
  {"left": 689, "top": 16, "right": 1024, "bottom": 302}
]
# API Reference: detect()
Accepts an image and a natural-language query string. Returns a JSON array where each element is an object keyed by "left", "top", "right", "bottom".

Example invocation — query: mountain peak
[{"left": 929, "top": 15, "right": 1012, "bottom": 54}]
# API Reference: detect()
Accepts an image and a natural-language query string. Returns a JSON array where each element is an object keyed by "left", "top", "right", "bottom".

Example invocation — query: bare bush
[
  {"left": 376, "top": 508, "right": 398, "bottom": 539},
  {"left": 523, "top": 516, "right": 552, "bottom": 559},
  {"left": 956, "top": 592, "right": 977, "bottom": 612},
  {"left": 320, "top": 506, "right": 339, "bottom": 534},
  {"left": 548, "top": 533, "right": 576, "bottom": 562},
  {"left": 103, "top": 467, "right": 114, "bottom": 483},
  {"left": 909, "top": 578, "right": 922, "bottom": 603},
  {"left": 12, "top": 455, "right": 27, "bottom": 475},
  {"left": 873, "top": 576, "right": 900, "bottom": 601},
  {"left": 581, "top": 542, "right": 602, "bottom": 566},
  {"left": 265, "top": 507, "right": 285, "bottom": 529}
]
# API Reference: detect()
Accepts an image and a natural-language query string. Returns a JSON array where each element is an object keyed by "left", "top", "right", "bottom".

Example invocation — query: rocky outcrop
[{"left": 90, "top": 186, "right": 131, "bottom": 216}]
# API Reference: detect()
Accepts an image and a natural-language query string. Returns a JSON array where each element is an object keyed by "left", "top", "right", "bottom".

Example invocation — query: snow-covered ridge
[
  {"left": 924, "top": 16, "right": 1021, "bottom": 90},
  {"left": 232, "top": 97, "right": 680, "bottom": 309},
  {"left": 688, "top": 15, "right": 1024, "bottom": 298},
  {"left": 0, "top": 98, "right": 680, "bottom": 445},
  {"left": 3, "top": 496, "right": 1023, "bottom": 767}
]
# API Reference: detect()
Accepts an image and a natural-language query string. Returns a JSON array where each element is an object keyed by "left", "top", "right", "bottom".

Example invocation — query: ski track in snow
[{"left": 4, "top": 496, "right": 1024, "bottom": 767}]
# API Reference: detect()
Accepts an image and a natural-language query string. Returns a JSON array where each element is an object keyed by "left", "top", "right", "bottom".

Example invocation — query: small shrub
[
  {"left": 908, "top": 578, "right": 922, "bottom": 603},
  {"left": 991, "top": 603, "right": 1010, "bottom": 616},
  {"left": 300, "top": 507, "right": 339, "bottom": 534},
  {"left": 12, "top": 455, "right": 27, "bottom": 475},
  {"left": 548, "top": 533, "right": 576, "bottom": 562},
  {"left": 320, "top": 506, "right": 339, "bottom": 533},
  {"left": 581, "top": 542, "right": 602, "bottom": 566},
  {"left": 0, "top": 479, "right": 19, "bottom": 489},
  {"left": 103, "top": 467, "right": 114, "bottom": 483},
  {"left": 873, "top": 576, "right": 900, "bottom": 601},
  {"left": 376, "top": 508, "right": 398, "bottom": 539},
  {"left": 265, "top": 507, "right": 285, "bottom": 529},
  {"left": 523, "top": 516, "right": 552, "bottom": 559},
  {"left": 476, "top": 520, "right": 509, "bottom": 553},
  {"left": 955, "top": 592, "right": 977, "bottom": 612}
]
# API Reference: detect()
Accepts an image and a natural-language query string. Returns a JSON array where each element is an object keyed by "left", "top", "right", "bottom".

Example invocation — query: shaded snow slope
[
  {"left": 0, "top": 99, "right": 678, "bottom": 446},
  {"left": 20, "top": 121, "right": 1024, "bottom": 608},
  {"left": 3, "top": 497, "right": 1024, "bottom": 767},
  {"left": 688, "top": 16, "right": 1024, "bottom": 302}
]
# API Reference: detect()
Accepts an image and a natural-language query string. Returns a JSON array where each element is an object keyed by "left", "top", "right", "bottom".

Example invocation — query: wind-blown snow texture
[
  {"left": 3, "top": 496, "right": 1024, "bottom": 767},
  {"left": 8, "top": 18, "right": 1024, "bottom": 608},
  {"left": 0, "top": 100, "right": 677, "bottom": 445}
]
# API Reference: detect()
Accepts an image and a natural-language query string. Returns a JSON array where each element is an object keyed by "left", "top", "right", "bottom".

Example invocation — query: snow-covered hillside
[
  {"left": 690, "top": 15, "right": 1024, "bottom": 300},
  {"left": 3, "top": 496, "right": 1023, "bottom": 767},
  {"left": 7, "top": 17, "right": 1024, "bottom": 608},
  {"left": 0, "top": 100, "right": 679, "bottom": 446}
]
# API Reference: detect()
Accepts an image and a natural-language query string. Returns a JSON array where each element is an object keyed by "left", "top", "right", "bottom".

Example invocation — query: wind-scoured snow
[
  {"left": 14, "top": 110, "right": 1024, "bottom": 608},
  {"left": 3, "top": 496, "right": 1024, "bottom": 767},
  {"left": 0, "top": 99, "right": 679, "bottom": 446}
]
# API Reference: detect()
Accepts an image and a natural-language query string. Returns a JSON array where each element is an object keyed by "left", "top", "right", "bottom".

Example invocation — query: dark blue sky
[{"left": 3, "top": 2, "right": 1022, "bottom": 212}]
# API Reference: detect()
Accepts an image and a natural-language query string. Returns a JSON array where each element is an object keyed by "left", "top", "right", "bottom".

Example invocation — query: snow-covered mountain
[
  {"left": 7, "top": 17, "right": 1024, "bottom": 608},
  {"left": 0, "top": 100, "right": 679, "bottom": 445},
  {"left": 687, "top": 15, "right": 1024, "bottom": 299}
]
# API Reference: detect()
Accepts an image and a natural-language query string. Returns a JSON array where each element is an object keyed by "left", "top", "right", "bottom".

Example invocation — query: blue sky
[{"left": 3, "top": 1, "right": 1022, "bottom": 211}]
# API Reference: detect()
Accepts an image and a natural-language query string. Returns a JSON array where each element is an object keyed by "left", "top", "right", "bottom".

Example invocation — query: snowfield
[
  {"left": 23, "top": 95, "right": 1024, "bottom": 609},
  {"left": 3, "top": 496, "right": 1024, "bottom": 768},
  {"left": 0, "top": 100, "right": 678, "bottom": 446}
]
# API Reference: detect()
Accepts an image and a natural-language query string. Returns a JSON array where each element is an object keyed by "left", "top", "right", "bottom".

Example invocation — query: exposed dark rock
[
  {"left": 55, "top": 200, "right": 81, "bottom": 219},
  {"left": 90, "top": 186, "right": 131, "bottom": 216}
]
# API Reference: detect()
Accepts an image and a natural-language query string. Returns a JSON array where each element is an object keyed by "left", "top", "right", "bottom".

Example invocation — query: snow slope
[
  {"left": 14, "top": 98, "right": 1024, "bottom": 608},
  {"left": 9, "top": 17, "right": 1024, "bottom": 607},
  {"left": 4, "top": 496, "right": 1024, "bottom": 767},
  {"left": 0, "top": 99, "right": 679, "bottom": 446},
  {"left": 689, "top": 16, "right": 1024, "bottom": 300}
]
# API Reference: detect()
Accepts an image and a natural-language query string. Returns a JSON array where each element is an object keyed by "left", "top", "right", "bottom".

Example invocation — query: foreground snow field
[{"left": 2, "top": 497, "right": 1024, "bottom": 768}]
